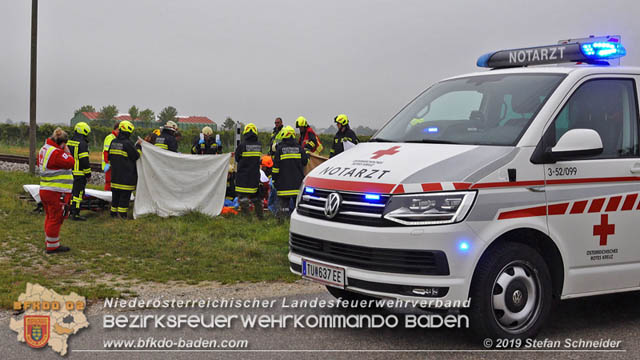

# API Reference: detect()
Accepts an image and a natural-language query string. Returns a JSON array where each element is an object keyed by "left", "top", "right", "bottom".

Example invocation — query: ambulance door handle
[
  {"left": 631, "top": 163, "right": 640, "bottom": 174},
  {"left": 527, "top": 186, "right": 545, "bottom": 192}
]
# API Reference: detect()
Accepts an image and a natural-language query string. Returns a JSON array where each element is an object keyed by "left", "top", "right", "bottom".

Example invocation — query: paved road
[{"left": 2, "top": 289, "right": 640, "bottom": 360}]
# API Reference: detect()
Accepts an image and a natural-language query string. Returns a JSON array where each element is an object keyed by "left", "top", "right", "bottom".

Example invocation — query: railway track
[{"left": 0, "top": 153, "right": 102, "bottom": 171}]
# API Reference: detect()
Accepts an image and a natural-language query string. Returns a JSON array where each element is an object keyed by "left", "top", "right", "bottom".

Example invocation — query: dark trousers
[
  {"left": 111, "top": 189, "right": 132, "bottom": 218},
  {"left": 277, "top": 196, "right": 295, "bottom": 219},
  {"left": 238, "top": 193, "right": 263, "bottom": 218},
  {"left": 70, "top": 175, "right": 87, "bottom": 214}
]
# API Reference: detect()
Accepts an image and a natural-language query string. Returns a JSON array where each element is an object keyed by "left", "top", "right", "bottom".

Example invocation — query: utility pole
[{"left": 28, "top": 0, "right": 38, "bottom": 174}]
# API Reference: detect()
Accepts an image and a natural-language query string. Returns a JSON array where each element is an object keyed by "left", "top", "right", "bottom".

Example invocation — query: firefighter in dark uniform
[
  {"left": 155, "top": 120, "right": 179, "bottom": 152},
  {"left": 273, "top": 126, "right": 308, "bottom": 219},
  {"left": 108, "top": 121, "right": 140, "bottom": 219},
  {"left": 330, "top": 114, "right": 359, "bottom": 158},
  {"left": 67, "top": 122, "right": 92, "bottom": 221},
  {"left": 234, "top": 123, "right": 263, "bottom": 218},
  {"left": 296, "top": 116, "right": 323, "bottom": 155},
  {"left": 191, "top": 126, "right": 222, "bottom": 154}
]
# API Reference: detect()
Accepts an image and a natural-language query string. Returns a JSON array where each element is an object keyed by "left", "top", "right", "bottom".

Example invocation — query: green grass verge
[{"left": 0, "top": 170, "right": 296, "bottom": 308}]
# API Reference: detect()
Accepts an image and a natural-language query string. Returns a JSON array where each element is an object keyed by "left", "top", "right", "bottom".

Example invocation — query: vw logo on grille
[{"left": 324, "top": 192, "right": 342, "bottom": 219}]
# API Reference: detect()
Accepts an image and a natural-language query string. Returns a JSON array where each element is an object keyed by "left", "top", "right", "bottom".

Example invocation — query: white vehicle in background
[{"left": 289, "top": 35, "right": 640, "bottom": 339}]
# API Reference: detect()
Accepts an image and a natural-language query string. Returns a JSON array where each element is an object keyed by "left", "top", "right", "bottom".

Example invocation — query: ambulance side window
[{"left": 548, "top": 78, "right": 639, "bottom": 159}]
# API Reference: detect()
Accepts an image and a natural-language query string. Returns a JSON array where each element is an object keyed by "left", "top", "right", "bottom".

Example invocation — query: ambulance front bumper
[{"left": 288, "top": 210, "right": 483, "bottom": 304}]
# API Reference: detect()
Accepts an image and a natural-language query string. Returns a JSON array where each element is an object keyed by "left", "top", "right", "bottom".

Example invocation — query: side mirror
[{"left": 550, "top": 128, "right": 603, "bottom": 161}]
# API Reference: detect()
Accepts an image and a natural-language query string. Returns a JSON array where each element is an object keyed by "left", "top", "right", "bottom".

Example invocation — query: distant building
[
  {"left": 175, "top": 116, "right": 217, "bottom": 131},
  {"left": 70, "top": 112, "right": 216, "bottom": 131},
  {"left": 70, "top": 112, "right": 100, "bottom": 127}
]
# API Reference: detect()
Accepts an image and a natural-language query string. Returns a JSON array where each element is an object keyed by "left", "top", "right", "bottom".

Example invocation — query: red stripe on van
[
  {"left": 548, "top": 203, "right": 569, "bottom": 215},
  {"left": 473, "top": 176, "right": 640, "bottom": 189},
  {"left": 472, "top": 180, "right": 545, "bottom": 189},
  {"left": 453, "top": 182, "right": 472, "bottom": 190},
  {"left": 498, "top": 205, "right": 547, "bottom": 220},
  {"left": 304, "top": 177, "right": 396, "bottom": 194},
  {"left": 421, "top": 183, "right": 444, "bottom": 192},
  {"left": 588, "top": 198, "right": 606, "bottom": 213},
  {"left": 570, "top": 200, "right": 588, "bottom": 214},
  {"left": 605, "top": 196, "right": 622, "bottom": 212},
  {"left": 621, "top": 194, "right": 638, "bottom": 211}
]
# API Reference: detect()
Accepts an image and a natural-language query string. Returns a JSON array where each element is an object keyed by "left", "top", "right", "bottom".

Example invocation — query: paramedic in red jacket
[{"left": 38, "top": 127, "right": 75, "bottom": 254}]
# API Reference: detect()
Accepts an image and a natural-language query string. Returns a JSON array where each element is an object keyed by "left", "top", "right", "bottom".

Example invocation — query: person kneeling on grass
[
  {"left": 38, "top": 127, "right": 75, "bottom": 254},
  {"left": 107, "top": 120, "right": 141, "bottom": 219}
]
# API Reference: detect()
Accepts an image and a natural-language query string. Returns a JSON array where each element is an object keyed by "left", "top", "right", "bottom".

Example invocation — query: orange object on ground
[{"left": 221, "top": 207, "right": 239, "bottom": 215}]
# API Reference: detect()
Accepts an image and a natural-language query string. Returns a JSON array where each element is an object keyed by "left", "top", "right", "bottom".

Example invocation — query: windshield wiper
[
  {"left": 369, "top": 138, "right": 396, "bottom": 142},
  {"left": 404, "top": 139, "right": 459, "bottom": 144}
]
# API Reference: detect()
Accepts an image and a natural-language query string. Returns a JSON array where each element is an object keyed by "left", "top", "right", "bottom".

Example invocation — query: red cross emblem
[
  {"left": 593, "top": 214, "right": 615, "bottom": 246},
  {"left": 371, "top": 146, "right": 401, "bottom": 159}
]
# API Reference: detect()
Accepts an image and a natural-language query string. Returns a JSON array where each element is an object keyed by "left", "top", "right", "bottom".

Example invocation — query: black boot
[
  {"left": 46, "top": 246, "right": 71, "bottom": 254},
  {"left": 254, "top": 200, "right": 264, "bottom": 219},
  {"left": 71, "top": 213, "right": 87, "bottom": 221}
]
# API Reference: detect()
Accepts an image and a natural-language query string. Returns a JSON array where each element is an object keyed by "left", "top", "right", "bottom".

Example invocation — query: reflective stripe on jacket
[
  {"left": 38, "top": 141, "right": 74, "bottom": 193},
  {"left": 234, "top": 133, "right": 262, "bottom": 194},
  {"left": 102, "top": 132, "right": 117, "bottom": 170},
  {"left": 273, "top": 138, "right": 308, "bottom": 196}
]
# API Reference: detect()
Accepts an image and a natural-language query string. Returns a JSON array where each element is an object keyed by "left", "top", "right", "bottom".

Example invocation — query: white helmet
[{"left": 164, "top": 120, "right": 178, "bottom": 131}]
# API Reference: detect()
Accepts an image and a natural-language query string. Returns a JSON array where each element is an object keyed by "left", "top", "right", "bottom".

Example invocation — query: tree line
[{"left": 0, "top": 122, "right": 369, "bottom": 157}]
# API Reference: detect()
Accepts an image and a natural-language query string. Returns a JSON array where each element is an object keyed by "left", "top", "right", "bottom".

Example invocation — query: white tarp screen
[
  {"left": 133, "top": 140, "right": 230, "bottom": 218},
  {"left": 23, "top": 185, "right": 134, "bottom": 203}
]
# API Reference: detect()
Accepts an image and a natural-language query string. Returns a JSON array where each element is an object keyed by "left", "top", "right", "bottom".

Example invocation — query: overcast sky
[{"left": 1, "top": 0, "right": 639, "bottom": 130}]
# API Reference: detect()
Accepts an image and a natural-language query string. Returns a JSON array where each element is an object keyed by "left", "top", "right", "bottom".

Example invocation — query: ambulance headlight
[
  {"left": 383, "top": 191, "right": 476, "bottom": 226},
  {"left": 296, "top": 183, "right": 307, "bottom": 207}
]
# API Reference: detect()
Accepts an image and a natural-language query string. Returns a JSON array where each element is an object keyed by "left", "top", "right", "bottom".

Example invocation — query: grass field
[{"left": 0, "top": 170, "right": 296, "bottom": 308}]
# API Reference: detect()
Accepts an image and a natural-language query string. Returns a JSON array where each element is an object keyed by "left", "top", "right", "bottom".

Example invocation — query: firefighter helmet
[
  {"left": 119, "top": 120, "right": 135, "bottom": 133},
  {"left": 74, "top": 122, "right": 91, "bottom": 136},
  {"left": 281, "top": 126, "right": 296, "bottom": 139},
  {"left": 243, "top": 123, "right": 258, "bottom": 135},
  {"left": 335, "top": 114, "right": 349, "bottom": 126},
  {"left": 165, "top": 120, "right": 178, "bottom": 131},
  {"left": 202, "top": 126, "right": 213, "bottom": 136},
  {"left": 296, "top": 116, "right": 308, "bottom": 128}
]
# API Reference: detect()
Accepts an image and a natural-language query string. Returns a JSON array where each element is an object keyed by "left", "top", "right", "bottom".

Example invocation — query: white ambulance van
[{"left": 289, "top": 36, "right": 639, "bottom": 339}]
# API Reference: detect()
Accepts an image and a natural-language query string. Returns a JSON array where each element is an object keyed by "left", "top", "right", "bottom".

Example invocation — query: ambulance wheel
[
  {"left": 468, "top": 242, "right": 552, "bottom": 341},
  {"left": 326, "top": 286, "right": 377, "bottom": 302}
]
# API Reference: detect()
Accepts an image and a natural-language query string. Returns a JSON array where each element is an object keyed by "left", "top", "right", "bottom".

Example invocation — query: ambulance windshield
[{"left": 374, "top": 73, "right": 566, "bottom": 146}]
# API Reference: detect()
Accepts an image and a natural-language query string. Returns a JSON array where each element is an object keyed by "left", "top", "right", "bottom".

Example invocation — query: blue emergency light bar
[{"left": 477, "top": 35, "right": 626, "bottom": 69}]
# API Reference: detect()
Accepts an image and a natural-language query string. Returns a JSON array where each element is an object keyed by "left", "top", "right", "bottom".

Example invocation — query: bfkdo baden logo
[
  {"left": 24, "top": 315, "right": 50, "bottom": 348},
  {"left": 9, "top": 283, "right": 89, "bottom": 356}
]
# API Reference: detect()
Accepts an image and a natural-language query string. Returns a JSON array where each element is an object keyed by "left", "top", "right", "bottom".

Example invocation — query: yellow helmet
[
  {"left": 119, "top": 120, "right": 135, "bottom": 133},
  {"left": 74, "top": 122, "right": 91, "bottom": 136},
  {"left": 243, "top": 123, "right": 258, "bottom": 135},
  {"left": 296, "top": 116, "right": 307, "bottom": 128},
  {"left": 153, "top": 129, "right": 161, "bottom": 136},
  {"left": 281, "top": 125, "right": 296, "bottom": 139},
  {"left": 335, "top": 114, "right": 348, "bottom": 126},
  {"left": 202, "top": 126, "right": 213, "bottom": 136}
]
